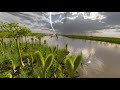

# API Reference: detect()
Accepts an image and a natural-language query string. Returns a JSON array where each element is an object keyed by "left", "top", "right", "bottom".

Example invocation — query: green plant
[
  {"left": 44, "top": 54, "right": 54, "bottom": 71},
  {"left": 65, "top": 44, "right": 68, "bottom": 51},
  {"left": 15, "top": 39, "right": 25, "bottom": 68},
  {"left": 0, "top": 71, "right": 12, "bottom": 78},
  {"left": 44, "top": 40, "right": 46, "bottom": 44},
  {"left": 73, "top": 54, "right": 82, "bottom": 72},
  {"left": 0, "top": 41, "right": 4, "bottom": 56},
  {"left": 10, "top": 60, "right": 16, "bottom": 74},
  {"left": 36, "top": 34, "right": 44, "bottom": 45},
  {"left": 34, "top": 51, "right": 54, "bottom": 78},
  {"left": 34, "top": 51, "right": 45, "bottom": 68},
  {"left": 64, "top": 57, "right": 74, "bottom": 78},
  {"left": 64, "top": 53, "right": 82, "bottom": 78}
]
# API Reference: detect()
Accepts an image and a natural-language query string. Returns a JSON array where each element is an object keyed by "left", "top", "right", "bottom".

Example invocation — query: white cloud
[
  {"left": 70, "top": 12, "right": 78, "bottom": 15},
  {"left": 83, "top": 12, "right": 106, "bottom": 21},
  {"left": 67, "top": 15, "right": 78, "bottom": 20}
]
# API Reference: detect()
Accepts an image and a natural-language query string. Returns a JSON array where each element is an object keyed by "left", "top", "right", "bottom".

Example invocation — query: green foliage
[
  {"left": 0, "top": 71, "right": 12, "bottom": 78},
  {"left": 34, "top": 51, "right": 45, "bottom": 68},
  {"left": 0, "top": 22, "right": 83, "bottom": 78},
  {"left": 15, "top": 39, "right": 25, "bottom": 67},
  {"left": 74, "top": 54, "right": 82, "bottom": 72},
  {"left": 64, "top": 54, "right": 83, "bottom": 78},
  {"left": 44, "top": 54, "right": 54, "bottom": 70},
  {"left": 65, "top": 57, "right": 74, "bottom": 77},
  {"left": 36, "top": 34, "right": 44, "bottom": 40},
  {"left": 0, "top": 22, "right": 31, "bottom": 38},
  {"left": 10, "top": 60, "right": 16, "bottom": 73}
]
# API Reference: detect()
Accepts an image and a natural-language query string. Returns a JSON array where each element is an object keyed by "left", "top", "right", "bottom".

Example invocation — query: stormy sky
[{"left": 0, "top": 12, "right": 120, "bottom": 37}]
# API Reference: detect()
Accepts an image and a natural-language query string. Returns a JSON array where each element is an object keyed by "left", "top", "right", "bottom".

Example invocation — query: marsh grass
[
  {"left": 0, "top": 22, "right": 83, "bottom": 78},
  {"left": 63, "top": 35, "right": 120, "bottom": 44},
  {"left": 0, "top": 39, "right": 83, "bottom": 78}
]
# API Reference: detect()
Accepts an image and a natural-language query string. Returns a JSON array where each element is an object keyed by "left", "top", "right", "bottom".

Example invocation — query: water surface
[{"left": 41, "top": 36, "right": 120, "bottom": 78}]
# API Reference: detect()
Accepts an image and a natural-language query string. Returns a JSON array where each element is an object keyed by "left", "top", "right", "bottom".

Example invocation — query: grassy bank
[{"left": 63, "top": 35, "right": 120, "bottom": 44}]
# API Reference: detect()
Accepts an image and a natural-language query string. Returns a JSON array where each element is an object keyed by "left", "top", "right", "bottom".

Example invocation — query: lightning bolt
[{"left": 49, "top": 12, "right": 56, "bottom": 34}]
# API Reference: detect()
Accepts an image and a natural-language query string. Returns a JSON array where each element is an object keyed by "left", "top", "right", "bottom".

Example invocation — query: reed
[{"left": 15, "top": 38, "right": 25, "bottom": 68}]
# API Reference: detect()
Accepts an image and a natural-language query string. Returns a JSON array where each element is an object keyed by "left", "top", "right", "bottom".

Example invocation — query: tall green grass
[{"left": 0, "top": 22, "right": 83, "bottom": 78}]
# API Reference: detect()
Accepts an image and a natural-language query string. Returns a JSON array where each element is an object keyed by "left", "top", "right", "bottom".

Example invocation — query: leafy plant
[
  {"left": 34, "top": 51, "right": 45, "bottom": 68},
  {"left": 34, "top": 51, "right": 54, "bottom": 78},
  {"left": 64, "top": 53, "right": 82, "bottom": 78}
]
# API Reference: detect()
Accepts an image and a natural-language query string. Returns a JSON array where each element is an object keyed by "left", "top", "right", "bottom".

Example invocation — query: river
[{"left": 41, "top": 36, "right": 120, "bottom": 78}]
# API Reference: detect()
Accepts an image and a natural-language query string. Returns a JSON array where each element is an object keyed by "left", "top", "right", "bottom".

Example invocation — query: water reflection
[{"left": 41, "top": 36, "right": 120, "bottom": 78}]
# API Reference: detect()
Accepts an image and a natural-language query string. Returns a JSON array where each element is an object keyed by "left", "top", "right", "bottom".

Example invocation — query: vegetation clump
[{"left": 0, "top": 22, "right": 83, "bottom": 78}]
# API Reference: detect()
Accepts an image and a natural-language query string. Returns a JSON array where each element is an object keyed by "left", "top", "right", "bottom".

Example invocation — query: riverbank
[{"left": 62, "top": 35, "right": 120, "bottom": 44}]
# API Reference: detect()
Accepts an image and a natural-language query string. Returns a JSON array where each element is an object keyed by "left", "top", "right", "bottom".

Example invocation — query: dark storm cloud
[
  {"left": 53, "top": 13, "right": 107, "bottom": 33},
  {"left": 7, "top": 12, "right": 35, "bottom": 22},
  {"left": 1, "top": 12, "right": 120, "bottom": 34},
  {"left": 5, "top": 12, "right": 51, "bottom": 30},
  {"left": 100, "top": 12, "right": 120, "bottom": 25},
  {"left": 52, "top": 12, "right": 120, "bottom": 34}
]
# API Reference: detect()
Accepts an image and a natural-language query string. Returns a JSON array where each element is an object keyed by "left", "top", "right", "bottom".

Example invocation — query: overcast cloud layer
[{"left": 0, "top": 12, "right": 120, "bottom": 37}]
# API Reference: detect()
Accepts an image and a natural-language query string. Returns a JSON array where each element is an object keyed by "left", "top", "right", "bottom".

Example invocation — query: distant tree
[{"left": 0, "top": 22, "right": 31, "bottom": 39}]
